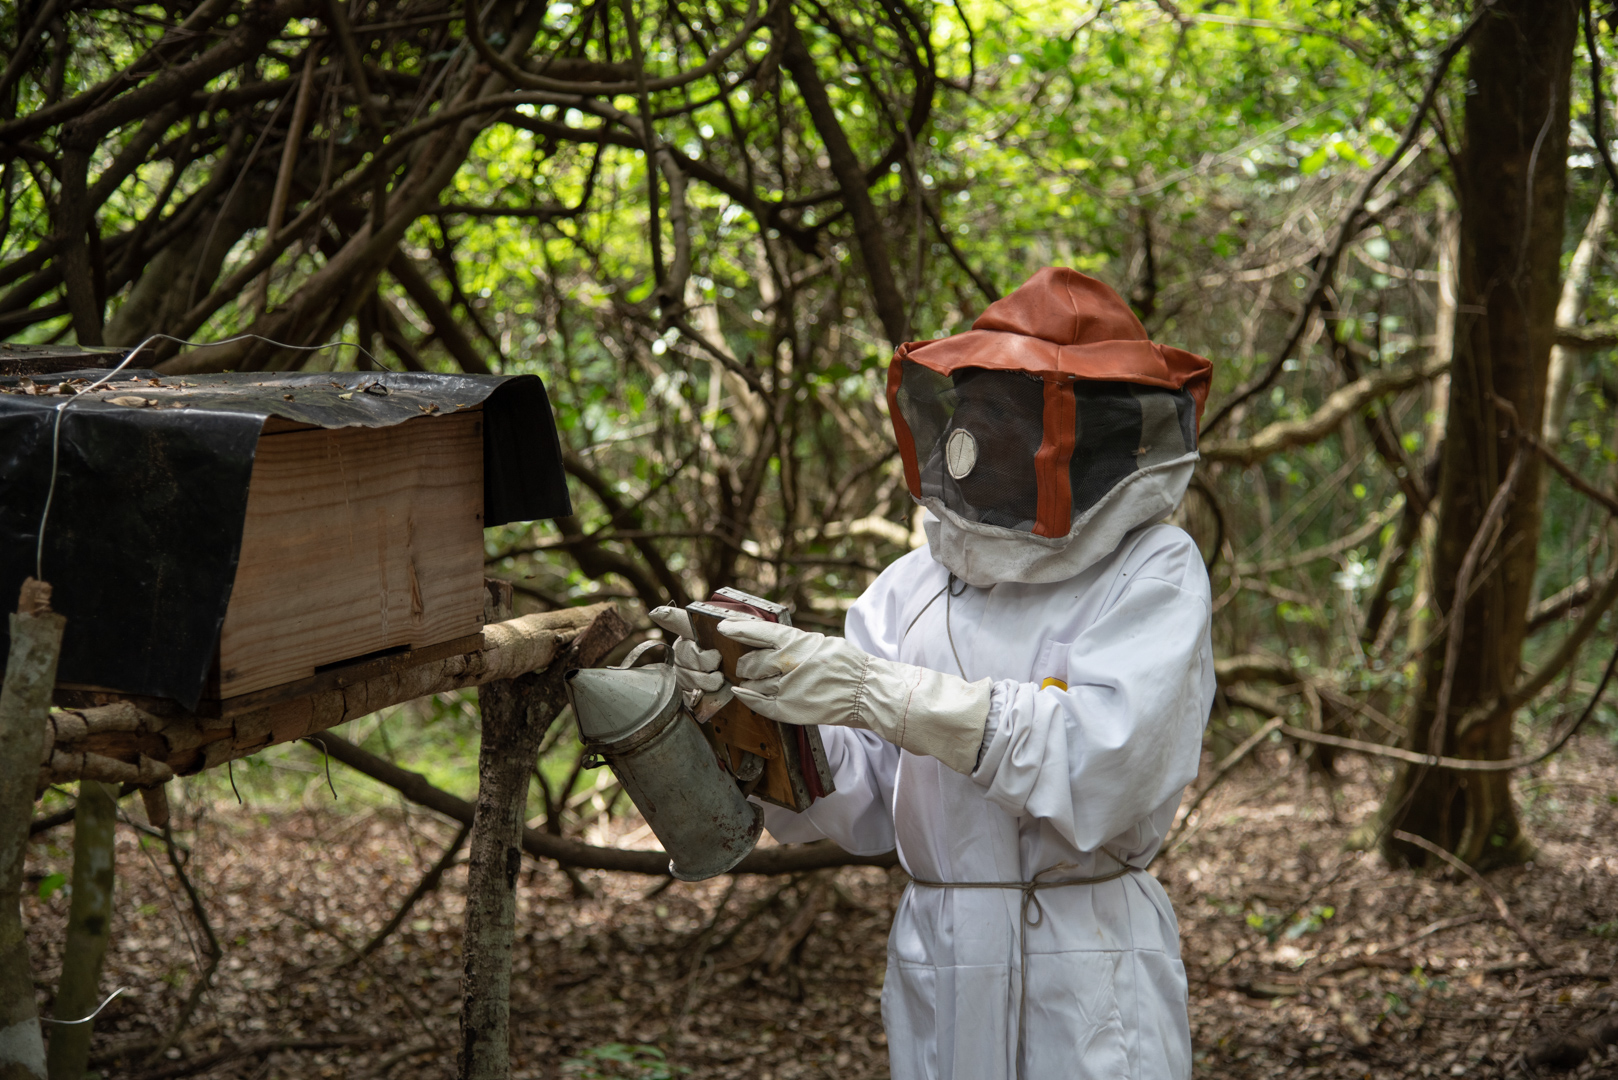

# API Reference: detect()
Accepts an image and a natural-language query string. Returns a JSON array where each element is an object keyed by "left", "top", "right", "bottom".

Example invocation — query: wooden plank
[
  {"left": 59, "top": 634, "right": 483, "bottom": 718},
  {"left": 214, "top": 632, "right": 485, "bottom": 717},
  {"left": 217, "top": 411, "right": 485, "bottom": 697}
]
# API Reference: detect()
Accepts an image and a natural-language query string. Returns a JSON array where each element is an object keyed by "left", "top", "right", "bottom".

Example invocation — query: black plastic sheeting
[{"left": 0, "top": 370, "right": 572, "bottom": 710}]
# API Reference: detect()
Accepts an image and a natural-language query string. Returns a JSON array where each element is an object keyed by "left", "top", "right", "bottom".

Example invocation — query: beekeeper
[{"left": 652, "top": 267, "right": 1215, "bottom": 1080}]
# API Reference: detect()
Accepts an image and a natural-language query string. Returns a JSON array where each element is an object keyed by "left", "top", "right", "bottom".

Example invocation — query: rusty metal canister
[{"left": 566, "top": 655, "right": 762, "bottom": 881}]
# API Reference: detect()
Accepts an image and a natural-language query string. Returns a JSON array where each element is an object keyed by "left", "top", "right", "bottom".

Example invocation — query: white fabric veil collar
[{"left": 920, "top": 454, "right": 1197, "bottom": 587}]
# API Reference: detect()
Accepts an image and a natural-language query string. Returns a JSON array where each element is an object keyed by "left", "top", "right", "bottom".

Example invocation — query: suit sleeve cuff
[{"left": 973, "top": 680, "right": 1014, "bottom": 781}]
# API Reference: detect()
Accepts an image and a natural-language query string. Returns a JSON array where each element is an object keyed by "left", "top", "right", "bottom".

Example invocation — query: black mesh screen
[
  {"left": 1175, "top": 391, "right": 1197, "bottom": 451},
  {"left": 898, "top": 363, "right": 1200, "bottom": 535},
  {"left": 897, "top": 363, "right": 1046, "bottom": 531},
  {"left": 1070, "top": 384, "right": 1142, "bottom": 516}
]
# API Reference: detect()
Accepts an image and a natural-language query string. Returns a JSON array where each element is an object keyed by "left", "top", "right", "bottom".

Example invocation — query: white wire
[
  {"left": 33, "top": 332, "right": 384, "bottom": 580},
  {"left": 39, "top": 986, "right": 127, "bottom": 1025}
]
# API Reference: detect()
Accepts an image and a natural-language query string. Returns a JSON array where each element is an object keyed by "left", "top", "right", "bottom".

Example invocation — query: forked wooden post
[
  {"left": 45, "top": 780, "right": 117, "bottom": 1080},
  {"left": 1, "top": 580, "right": 65, "bottom": 1080},
  {"left": 458, "top": 602, "right": 629, "bottom": 1080}
]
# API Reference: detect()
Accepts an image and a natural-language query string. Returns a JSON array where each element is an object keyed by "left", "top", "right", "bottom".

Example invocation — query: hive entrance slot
[{"left": 314, "top": 643, "right": 412, "bottom": 674}]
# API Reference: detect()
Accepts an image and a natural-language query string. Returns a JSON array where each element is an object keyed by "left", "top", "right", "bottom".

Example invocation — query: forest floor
[{"left": 21, "top": 734, "right": 1618, "bottom": 1080}]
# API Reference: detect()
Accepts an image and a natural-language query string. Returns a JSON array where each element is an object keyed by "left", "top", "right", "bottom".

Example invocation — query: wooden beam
[
  {"left": 37, "top": 604, "right": 629, "bottom": 788},
  {"left": 460, "top": 581, "right": 603, "bottom": 1080},
  {"left": 45, "top": 781, "right": 119, "bottom": 1080}
]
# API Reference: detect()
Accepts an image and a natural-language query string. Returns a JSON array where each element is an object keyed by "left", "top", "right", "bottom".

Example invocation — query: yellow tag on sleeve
[{"left": 1040, "top": 677, "right": 1068, "bottom": 691}]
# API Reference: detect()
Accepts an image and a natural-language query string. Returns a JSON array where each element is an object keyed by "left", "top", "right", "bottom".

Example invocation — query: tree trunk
[
  {"left": 457, "top": 590, "right": 636, "bottom": 1078},
  {"left": 1381, "top": 0, "right": 1577, "bottom": 869},
  {"left": 458, "top": 673, "right": 547, "bottom": 1080},
  {"left": 1542, "top": 185, "right": 1611, "bottom": 444},
  {"left": 44, "top": 781, "right": 117, "bottom": 1080},
  {"left": 1, "top": 581, "right": 65, "bottom": 1080}
]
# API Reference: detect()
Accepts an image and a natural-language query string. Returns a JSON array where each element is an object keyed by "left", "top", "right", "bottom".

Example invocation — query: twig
[
  {"left": 707, "top": 875, "right": 802, "bottom": 957},
  {"left": 349, "top": 819, "right": 471, "bottom": 963},
  {"left": 316, "top": 731, "right": 896, "bottom": 875},
  {"left": 667, "top": 877, "right": 741, "bottom": 1030},
  {"left": 1165, "top": 716, "right": 1283, "bottom": 849},
  {"left": 1519, "top": 425, "right": 1618, "bottom": 516},
  {"left": 143, "top": 825, "right": 222, "bottom": 1066},
  {"left": 1308, "top": 912, "right": 1490, "bottom": 975},
  {"left": 281, "top": 909, "right": 444, "bottom": 1050},
  {"left": 760, "top": 871, "right": 833, "bottom": 976},
  {"left": 1582, "top": 0, "right": 1618, "bottom": 196},
  {"left": 28, "top": 805, "right": 77, "bottom": 835},
  {"left": 1278, "top": 627, "right": 1618, "bottom": 771},
  {"left": 1204, "top": 854, "right": 1364, "bottom": 976},
  {"left": 126, "top": 1035, "right": 384, "bottom": 1080},
  {"left": 1429, "top": 447, "right": 1525, "bottom": 754},
  {"left": 120, "top": 811, "right": 203, "bottom": 973},
  {"left": 1391, "top": 830, "right": 1549, "bottom": 968}
]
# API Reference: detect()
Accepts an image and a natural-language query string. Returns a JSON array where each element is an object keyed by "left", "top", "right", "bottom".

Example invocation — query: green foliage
[
  {"left": 563, "top": 1043, "right": 688, "bottom": 1080},
  {"left": 36, "top": 872, "right": 65, "bottom": 900}
]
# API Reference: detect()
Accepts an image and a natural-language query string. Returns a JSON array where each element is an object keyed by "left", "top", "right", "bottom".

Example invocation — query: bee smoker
[{"left": 565, "top": 642, "right": 763, "bottom": 880}]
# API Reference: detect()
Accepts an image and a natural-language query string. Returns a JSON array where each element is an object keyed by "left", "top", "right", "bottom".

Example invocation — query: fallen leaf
[{"left": 107, "top": 395, "right": 149, "bottom": 406}]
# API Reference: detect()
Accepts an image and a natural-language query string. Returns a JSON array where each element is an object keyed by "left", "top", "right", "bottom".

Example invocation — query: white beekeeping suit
[{"left": 654, "top": 267, "right": 1216, "bottom": 1080}]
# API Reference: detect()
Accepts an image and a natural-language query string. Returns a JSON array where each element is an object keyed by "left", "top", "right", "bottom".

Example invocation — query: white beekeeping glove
[
  {"left": 647, "top": 605, "right": 725, "bottom": 696},
  {"left": 720, "top": 618, "right": 991, "bottom": 775}
]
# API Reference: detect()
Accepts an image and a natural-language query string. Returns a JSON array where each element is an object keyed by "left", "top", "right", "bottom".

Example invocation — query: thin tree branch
[
  {"left": 315, "top": 731, "right": 897, "bottom": 875},
  {"left": 1391, "top": 829, "right": 1549, "bottom": 964},
  {"left": 1198, "top": 1, "right": 1496, "bottom": 437}
]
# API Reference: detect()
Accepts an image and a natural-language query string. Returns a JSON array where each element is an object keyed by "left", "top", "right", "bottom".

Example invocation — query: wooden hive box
[
  {"left": 0, "top": 365, "right": 572, "bottom": 714},
  {"left": 213, "top": 410, "right": 488, "bottom": 703}
]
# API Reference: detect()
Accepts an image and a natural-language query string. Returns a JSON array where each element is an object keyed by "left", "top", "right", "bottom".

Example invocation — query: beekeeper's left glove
[
  {"left": 719, "top": 618, "right": 991, "bottom": 775},
  {"left": 646, "top": 605, "right": 725, "bottom": 694}
]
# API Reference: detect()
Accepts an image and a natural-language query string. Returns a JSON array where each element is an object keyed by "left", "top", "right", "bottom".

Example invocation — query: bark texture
[
  {"left": 44, "top": 781, "right": 117, "bottom": 1080},
  {"left": 1381, "top": 0, "right": 1578, "bottom": 869},
  {"left": 1, "top": 583, "right": 65, "bottom": 1080},
  {"left": 36, "top": 605, "right": 620, "bottom": 788},
  {"left": 459, "top": 597, "right": 624, "bottom": 1080},
  {"left": 458, "top": 674, "right": 546, "bottom": 1080}
]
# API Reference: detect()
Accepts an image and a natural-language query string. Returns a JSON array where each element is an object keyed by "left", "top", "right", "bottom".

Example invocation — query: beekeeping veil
[{"left": 888, "top": 267, "right": 1213, "bottom": 587}]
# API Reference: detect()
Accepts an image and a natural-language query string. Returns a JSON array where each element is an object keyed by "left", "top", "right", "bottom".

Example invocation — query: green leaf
[
  {"left": 37, "top": 872, "right": 65, "bottom": 900},
  {"left": 1333, "top": 139, "right": 1372, "bottom": 168},
  {"left": 1299, "top": 146, "right": 1330, "bottom": 175}
]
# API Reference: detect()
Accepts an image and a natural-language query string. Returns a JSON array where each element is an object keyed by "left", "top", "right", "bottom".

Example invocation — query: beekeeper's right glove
[
  {"left": 647, "top": 605, "right": 725, "bottom": 696},
  {"left": 720, "top": 618, "right": 992, "bottom": 775}
]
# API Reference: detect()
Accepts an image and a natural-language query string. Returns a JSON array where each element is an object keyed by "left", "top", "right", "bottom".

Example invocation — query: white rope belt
[{"left": 907, "top": 854, "right": 1141, "bottom": 1079}]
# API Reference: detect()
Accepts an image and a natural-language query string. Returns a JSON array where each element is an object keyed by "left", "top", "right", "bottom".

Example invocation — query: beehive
[
  {"left": 212, "top": 411, "right": 487, "bottom": 702},
  {"left": 0, "top": 365, "right": 572, "bottom": 713}
]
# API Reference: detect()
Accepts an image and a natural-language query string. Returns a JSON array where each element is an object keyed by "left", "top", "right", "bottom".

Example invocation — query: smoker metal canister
[{"left": 566, "top": 660, "right": 762, "bottom": 881}]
